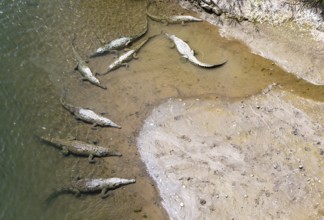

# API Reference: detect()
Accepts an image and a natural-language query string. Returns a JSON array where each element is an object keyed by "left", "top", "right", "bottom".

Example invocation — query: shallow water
[
  {"left": 0, "top": 0, "right": 157, "bottom": 219},
  {"left": 1, "top": 0, "right": 324, "bottom": 219}
]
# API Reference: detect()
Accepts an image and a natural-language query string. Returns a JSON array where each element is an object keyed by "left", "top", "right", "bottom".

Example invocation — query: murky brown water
[{"left": 42, "top": 0, "right": 324, "bottom": 219}]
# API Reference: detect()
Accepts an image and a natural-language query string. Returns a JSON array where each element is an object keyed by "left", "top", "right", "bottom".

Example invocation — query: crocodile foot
[
  {"left": 88, "top": 154, "right": 96, "bottom": 163},
  {"left": 100, "top": 188, "right": 112, "bottom": 199}
]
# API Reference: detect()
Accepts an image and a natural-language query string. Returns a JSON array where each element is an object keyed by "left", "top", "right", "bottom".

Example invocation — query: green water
[{"left": 0, "top": 0, "right": 147, "bottom": 219}]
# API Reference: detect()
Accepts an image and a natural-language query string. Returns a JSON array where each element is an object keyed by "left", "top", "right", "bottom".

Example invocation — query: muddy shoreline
[{"left": 56, "top": 0, "right": 324, "bottom": 219}]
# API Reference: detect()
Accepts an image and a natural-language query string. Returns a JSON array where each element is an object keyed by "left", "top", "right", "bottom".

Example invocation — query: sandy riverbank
[
  {"left": 138, "top": 87, "right": 324, "bottom": 219},
  {"left": 134, "top": 0, "right": 324, "bottom": 219}
]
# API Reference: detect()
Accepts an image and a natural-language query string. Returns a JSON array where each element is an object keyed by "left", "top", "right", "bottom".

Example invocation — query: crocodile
[
  {"left": 165, "top": 32, "right": 227, "bottom": 68},
  {"left": 90, "top": 20, "right": 148, "bottom": 57},
  {"left": 60, "top": 97, "right": 121, "bottom": 129},
  {"left": 146, "top": 11, "right": 202, "bottom": 25},
  {"left": 40, "top": 136, "right": 122, "bottom": 163},
  {"left": 72, "top": 36, "right": 107, "bottom": 90},
  {"left": 45, "top": 177, "right": 136, "bottom": 203},
  {"left": 98, "top": 34, "right": 158, "bottom": 75}
]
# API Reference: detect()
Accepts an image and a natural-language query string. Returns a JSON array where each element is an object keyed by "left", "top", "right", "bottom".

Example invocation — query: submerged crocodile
[
  {"left": 60, "top": 97, "right": 121, "bottom": 129},
  {"left": 72, "top": 36, "right": 107, "bottom": 90},
  {"left": 165, "top": 32, "right": 227, "bottom": 68},
  {"left": 90, "top": 20, "right": 148, "bottom": 57},
  {"left": 98, "top": 34, "right": 158, "bottom": 75},
  {"left": 45, "top": 177, "right": 136, "bottom": 203},
  {"left": 40, "top": 136, "right": 122, "bottom": 163},
  {"left": 146, "top": 11, "right": 202, "bottom": 25}
]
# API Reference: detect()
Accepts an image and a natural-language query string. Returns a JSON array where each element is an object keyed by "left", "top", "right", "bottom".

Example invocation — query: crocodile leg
[
  {"left": 162, "top": 20, "right": 168, "bottom": 26},
  {"left": 91, "top": 124, "right": 98, "bottom": 130},
  {"left": 67, "top": 135, "right": 76, "bottom": 140},
  {"left": 71, "top": 188, "right": 81, "bottom": 197},
  {"left": 112, "top": 50, "right": 119, "bottom": 55},
  {"left": 61, "top": 147, "right": 69, "bottom": 155},
  {"left": 79, "top": 78, "right": 86, "bottom": 86},
  {"left": 121, "top": 63, "right": 129, "bottom": 68},
  {"left": 100, "top": 188, "right": 110, "bottom": 199},
  {"left": 111, "top": 50, "right": 119, "bottom": 58},
  {"left": 88, "top": 154, "right": 96, "bottom": 163},
  {"left": 180, "top": 57, "right": 188, "bottom": 63},
  {"left": 133, "top": 53, "right": 138, "bottom": 59}
]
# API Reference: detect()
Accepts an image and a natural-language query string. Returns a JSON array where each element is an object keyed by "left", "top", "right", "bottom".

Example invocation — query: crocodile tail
[
  {"left": 38, "top": 135, "right": 65, "bottom": 151},
  {"left": 71, "top": 34, "right": 83, "bottom": 63},
  {"left": 37, "top": 135, "right": 52, "bottom": 145},
  {"left": 146, "top": 0, "right": 154, "bottom": 11},
  {"left": 72, "top": 33, "right": 77, "bottom": 48},
  {"left": 71, "top": 34, "right": 78, "bottom": 56},
  {"left": 146, "top": 11, "right": 163, "bottom": 22},
  {"left": 44, "top": 187, "right": 74, "bottom": 206},
  {"left": 60, "top": 90, "right": 76, "bottom": 113},
  {"left": 132, "top": 19, "right": 148, "bottom": 42},
  {"left": 133, "top": 33, "right": 158, "bottom": 52},
  {"left": 97, "top": 83, "right": 107, "bottom": 90}
]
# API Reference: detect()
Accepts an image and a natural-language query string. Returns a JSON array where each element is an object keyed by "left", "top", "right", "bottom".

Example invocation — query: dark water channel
[{"left": 1, "top": 0, "right": 324, "bottom": 219}]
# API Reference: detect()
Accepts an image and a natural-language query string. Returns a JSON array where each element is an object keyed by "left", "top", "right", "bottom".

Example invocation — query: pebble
[
  {"left": 133, "top": 207, "right": 142, "bottom": 213},
  {"left": 304, "top": 146, "right": 311, "bottom": 151},
  {"left": 244, "top": 194, "right": 248, "bottom": 198},
  {"left": 298, "top": 164, "right": 304, "bottom": 170},
  {"left": 320, "top": 149, "right": 324, "bottom": 155},
  {"left": 200, "top": 199, "right": 207, "bottom": 205},
  {"left": 225, "top": 194, "right": 228, "bottom": 198},
  {"left": 180, "top": 202, "right": 184, "bottom": 207}
]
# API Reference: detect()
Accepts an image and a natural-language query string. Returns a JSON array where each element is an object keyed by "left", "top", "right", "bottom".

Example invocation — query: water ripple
[{"left": 0, "top": 0, "right": 149, "bottom": 219}]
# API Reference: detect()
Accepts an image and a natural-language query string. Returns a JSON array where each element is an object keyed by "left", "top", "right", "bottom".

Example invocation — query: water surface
[{"left": 0, "top": 0, "right": 161, "bottom": 219}]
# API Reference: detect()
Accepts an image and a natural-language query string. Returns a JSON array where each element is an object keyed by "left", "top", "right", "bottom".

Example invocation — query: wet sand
[{"left": 55, "top": 0, "right": 324, "bottom": 219}]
